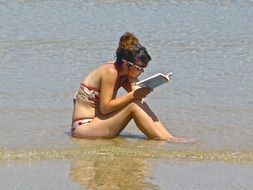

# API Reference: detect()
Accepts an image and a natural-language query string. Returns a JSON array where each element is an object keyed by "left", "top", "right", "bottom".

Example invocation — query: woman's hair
[{"left": 115, "top": 32, "right": 151, "bottom": 67}]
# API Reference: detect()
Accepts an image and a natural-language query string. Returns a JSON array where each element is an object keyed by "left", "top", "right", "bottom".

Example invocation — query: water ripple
[{"left": 1, "top": 146, "right": 252, "bottom": 164}]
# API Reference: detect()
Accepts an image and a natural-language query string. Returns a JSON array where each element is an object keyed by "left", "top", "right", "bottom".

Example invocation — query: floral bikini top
[
  {"left": 73, "top": 76, "right": 128, "bottom": 107},
  {"left": 73, "top": 83, "right": 100, "bottom": 107}
]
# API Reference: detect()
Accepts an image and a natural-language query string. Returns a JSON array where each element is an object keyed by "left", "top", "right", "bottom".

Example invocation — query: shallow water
[
  {"left": 1, "top": 158, "right": 253, "bottom": 190},
  {"left": 1, "top": 0, "right": 253, "bottom": 189}
]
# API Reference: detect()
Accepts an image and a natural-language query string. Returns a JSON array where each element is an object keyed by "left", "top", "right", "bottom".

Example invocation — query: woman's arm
[
  {"left": 99, "top": 68, "right": 151, "bottom": 115},
  {"left": 122, "top": 77, "right": 147, "bottom": 103},
  {"left": 99, "top": 68, "right": 134, "bottom": 115}
]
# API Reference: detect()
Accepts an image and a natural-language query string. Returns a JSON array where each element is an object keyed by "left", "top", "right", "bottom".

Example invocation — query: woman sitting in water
[{"left": 71, "top": 32, "right": 194, "bottom": 143}]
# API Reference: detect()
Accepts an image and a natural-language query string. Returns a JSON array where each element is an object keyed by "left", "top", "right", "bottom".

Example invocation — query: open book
[{"left": 136, "top": 72, "right": 173, "bottom": 89}]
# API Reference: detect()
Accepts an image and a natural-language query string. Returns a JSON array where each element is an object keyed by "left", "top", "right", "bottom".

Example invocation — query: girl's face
[{"left": 125, "top": 59, "right": 145, "bottom": 78}]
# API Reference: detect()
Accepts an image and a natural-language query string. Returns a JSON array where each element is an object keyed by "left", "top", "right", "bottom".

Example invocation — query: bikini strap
[{"left": 80, "top": 83, "right": 100, "bottom": 92}]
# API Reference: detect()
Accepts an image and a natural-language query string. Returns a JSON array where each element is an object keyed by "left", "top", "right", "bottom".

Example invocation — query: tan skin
[{"left": 72, "top": 60, "right": 195, "bottom": 143}]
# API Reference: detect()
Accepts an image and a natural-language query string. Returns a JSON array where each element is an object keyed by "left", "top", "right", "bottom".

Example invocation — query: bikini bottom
[{"left": 71, "top": 118, "right": 93, "bottom": 135}]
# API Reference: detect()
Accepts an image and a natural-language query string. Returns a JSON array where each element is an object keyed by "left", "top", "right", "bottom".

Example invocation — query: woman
[{"left": 71, "top": 32, "right": 194, "bottom": 143}]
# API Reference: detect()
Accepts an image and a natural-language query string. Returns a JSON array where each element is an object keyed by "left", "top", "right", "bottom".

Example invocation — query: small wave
[{"left": 0, "top": 146, "right": 252, "bottom": 164}]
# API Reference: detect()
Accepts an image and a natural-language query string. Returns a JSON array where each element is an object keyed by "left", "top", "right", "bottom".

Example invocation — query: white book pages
[{"left": 136, "top": 72, "right": 172, "bottom": 89}]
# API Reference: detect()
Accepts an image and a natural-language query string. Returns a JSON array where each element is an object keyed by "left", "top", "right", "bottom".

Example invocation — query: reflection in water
[
  {"left": 69, "top": 156, "right": 159, "bottom": 190},
  {"left": 69, "top": 137, "right": 160, "bottom": 189}
]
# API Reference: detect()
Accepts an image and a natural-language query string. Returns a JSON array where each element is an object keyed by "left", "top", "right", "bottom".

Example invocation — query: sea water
[{"left": 0, "top": 0, "right": 253, "bottom": 189}]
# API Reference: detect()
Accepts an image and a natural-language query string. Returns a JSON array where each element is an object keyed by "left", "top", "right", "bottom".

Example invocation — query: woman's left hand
[
  {"left": 168, "top": 137, "right": 197, "bottom": 144},
  {"left": 128, "top": 77, "right": 141, "bottom": 91}
]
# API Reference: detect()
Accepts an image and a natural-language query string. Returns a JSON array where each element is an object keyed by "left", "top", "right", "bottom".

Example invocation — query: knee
[
  {"left": 128, "top": 99, "right": 143, "bottom": 112},
  {"left": 129, "top": 99, "right": 143, "bottom": 108}
]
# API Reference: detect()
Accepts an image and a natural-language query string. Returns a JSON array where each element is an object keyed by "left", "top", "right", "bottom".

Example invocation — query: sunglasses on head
[{"left": 122, "top": 59, "right": 145, "bottom": 72}]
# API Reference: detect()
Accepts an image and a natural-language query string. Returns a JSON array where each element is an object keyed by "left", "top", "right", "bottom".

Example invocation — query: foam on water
[{"left": 1, "top": 146, "right": 253, "bottom": 164}]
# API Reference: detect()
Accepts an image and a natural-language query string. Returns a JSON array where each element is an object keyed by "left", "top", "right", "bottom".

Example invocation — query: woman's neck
[{"left": 114, "top": 62, "right": 127, "bottom": 76}]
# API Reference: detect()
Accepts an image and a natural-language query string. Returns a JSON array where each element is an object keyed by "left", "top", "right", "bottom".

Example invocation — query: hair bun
[
  {"left": 115, "top": 32, "right": 151, "bottom": 67},
  {"left": 118, "top": 32, "right": 139, "bottom": 51}
]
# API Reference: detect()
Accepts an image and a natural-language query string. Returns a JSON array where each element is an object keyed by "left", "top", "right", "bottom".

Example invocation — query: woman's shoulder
[
  {"left": 85, "top": 62, "right": 117, "bottom": 83},
  {"left": 99, "top": 62, "right": 118, "bottom": 75}
]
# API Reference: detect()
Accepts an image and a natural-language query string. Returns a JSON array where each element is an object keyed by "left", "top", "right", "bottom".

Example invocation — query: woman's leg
[
  {"left": 73, "top": 100, "right": 167, "bottom": 140},
  {"left": 129, "top": 101, "right": 170, "bottom": 140},
  {"left": 141, "top": 101, "right": 174, "bottom": 138},
  {"left": 139, "top": 101, "right": 196, "bottom": 143}
]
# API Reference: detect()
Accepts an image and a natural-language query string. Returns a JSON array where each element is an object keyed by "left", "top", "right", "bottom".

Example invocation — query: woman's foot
[{"left": 167, "top": 137, "right": 197, "bottom": 144}]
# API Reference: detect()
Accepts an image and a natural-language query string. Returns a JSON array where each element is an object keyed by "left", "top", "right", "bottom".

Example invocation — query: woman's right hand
[{"left": 132, "top": 87, "right": 153, "bottom": 99}]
